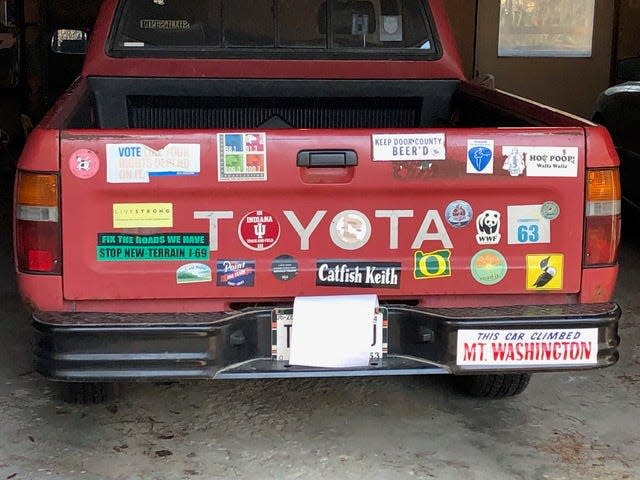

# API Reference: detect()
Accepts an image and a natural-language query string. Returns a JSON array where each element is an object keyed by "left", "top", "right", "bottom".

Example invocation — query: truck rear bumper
[{"left": 33, "top": 303, "right": 620, "bottom": 382}]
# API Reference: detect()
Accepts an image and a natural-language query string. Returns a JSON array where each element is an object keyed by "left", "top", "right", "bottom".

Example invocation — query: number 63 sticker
[{"left": 507, "top": 205, "right": 551, "bottom": 245}]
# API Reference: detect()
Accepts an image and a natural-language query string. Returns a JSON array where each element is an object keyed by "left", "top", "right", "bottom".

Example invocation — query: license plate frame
[{"left": 271, "top": 306, "right": 388, "bottom": 365}]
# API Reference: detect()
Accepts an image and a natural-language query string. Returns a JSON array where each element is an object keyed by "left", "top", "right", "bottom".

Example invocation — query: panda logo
[{"left": 476, "top": 210, "right": 501, "bottom": 244}]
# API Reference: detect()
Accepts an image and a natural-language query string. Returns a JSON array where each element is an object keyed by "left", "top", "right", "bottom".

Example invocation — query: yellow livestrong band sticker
[
  {"left": 113, "top": 203, "right": 173, "bottom": 228},
  {"left": 526, "top": 254, "right": 564, "bottom": 290}
]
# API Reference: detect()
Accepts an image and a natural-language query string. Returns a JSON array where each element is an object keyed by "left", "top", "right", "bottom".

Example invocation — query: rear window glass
[{"left": 110, "top": 0, "right": 436, "bottom": 56}]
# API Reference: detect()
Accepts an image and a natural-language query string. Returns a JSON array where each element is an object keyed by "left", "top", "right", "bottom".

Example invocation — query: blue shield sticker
[{"left": 468, "top": 146, "right": 493, "bottom": 173}]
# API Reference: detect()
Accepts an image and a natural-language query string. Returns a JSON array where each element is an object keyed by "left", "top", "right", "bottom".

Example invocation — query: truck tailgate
[{"left": 60, "top": 128, "right": 585, "bottom": 302}]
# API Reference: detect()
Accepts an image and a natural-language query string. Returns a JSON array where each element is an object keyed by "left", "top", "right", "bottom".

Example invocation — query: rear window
[{"left": 110, "top": 0, "right": 437, "bottom": 57}]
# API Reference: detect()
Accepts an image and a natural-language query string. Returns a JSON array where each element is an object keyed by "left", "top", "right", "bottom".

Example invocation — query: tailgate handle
[{"left": 297, "top": 150, "right": 358, "bottom": 168}]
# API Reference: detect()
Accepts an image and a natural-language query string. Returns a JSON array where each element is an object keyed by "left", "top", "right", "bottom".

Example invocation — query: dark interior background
[{"left": 1, "top": 0, "right": 640, "bottom": 164}]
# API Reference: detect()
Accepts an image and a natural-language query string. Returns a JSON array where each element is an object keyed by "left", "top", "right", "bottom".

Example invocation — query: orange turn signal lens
[
  {"left": 586, "top": 169, "right": 621, "bottom": 203},
  {"left": 16, "top": 172, "right": 58, "bottom": 207}
]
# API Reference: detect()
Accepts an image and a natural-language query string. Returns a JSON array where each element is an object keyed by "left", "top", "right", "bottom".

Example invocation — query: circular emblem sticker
[
  {"left": 445, "top": 200, "right": 473, "bottom": 228},
  {"left": 238, "top": 210, "right": 280, "bottom": 251},
  {"left": 69, "top": 149, "right": 100, "bottom": 179},
  {"left": 330, "top": 210, "right": 372, "bottom": 250},
  {"left": 471, "top": 249, "right": 507, "bottom": 285},
  {"left": 271, "top": 255, "right": 299, "bottom": 281},
  {"left": 541, "top": 201, "right": 560, "bottom": 221}
]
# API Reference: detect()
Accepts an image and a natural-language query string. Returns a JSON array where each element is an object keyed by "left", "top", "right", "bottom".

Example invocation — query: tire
[
  {"left": 456, "top": 373, "right": 531, "bottom": 398},
  {"left": 59, "top": 382, "right": 116, "bottom": 404}
]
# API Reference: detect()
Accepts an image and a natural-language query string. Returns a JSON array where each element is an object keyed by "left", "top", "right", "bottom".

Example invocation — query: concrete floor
[{"left": 0, "top": 171, "right": 638, "bottom": 480}]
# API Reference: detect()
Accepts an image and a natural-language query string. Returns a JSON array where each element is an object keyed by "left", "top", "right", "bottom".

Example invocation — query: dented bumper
[{"left": 33, "top": 303, "right": 620, "bottom": 382}]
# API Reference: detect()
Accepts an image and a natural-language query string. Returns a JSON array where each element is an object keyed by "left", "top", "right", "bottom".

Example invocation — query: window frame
[{"left": 106, "top": 0, "right": 442, "bottom": 60}]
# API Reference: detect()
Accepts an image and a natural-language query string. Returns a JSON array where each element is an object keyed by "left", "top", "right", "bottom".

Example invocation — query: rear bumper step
[{"left": 33, "top": 303, "right": 620, "bottom": 382}]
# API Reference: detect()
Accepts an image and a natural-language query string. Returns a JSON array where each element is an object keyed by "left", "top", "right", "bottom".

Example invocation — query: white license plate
[{"left": 271, "top": 307, "right": 388, "bottom": 364}]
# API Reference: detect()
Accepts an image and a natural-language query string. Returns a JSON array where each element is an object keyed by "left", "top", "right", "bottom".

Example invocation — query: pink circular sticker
[
  {"left": 69, "top": 149, "right": 100, "bottom": 179},
  {"left": 238, "top": 210, "right": 280, "bottom": 251}
]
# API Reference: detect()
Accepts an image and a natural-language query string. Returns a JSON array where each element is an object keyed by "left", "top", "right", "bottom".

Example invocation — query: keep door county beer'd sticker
[
  {"left": 372, "top": 133, "right": 446, "bottom": 161},
  {"left": 238, "top": 210, "right": 280, "bottom": 251}
]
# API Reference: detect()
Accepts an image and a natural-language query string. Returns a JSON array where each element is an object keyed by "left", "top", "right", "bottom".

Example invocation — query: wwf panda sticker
[{"left": 476, "top": 210, "right": 501, "bottom": 245}]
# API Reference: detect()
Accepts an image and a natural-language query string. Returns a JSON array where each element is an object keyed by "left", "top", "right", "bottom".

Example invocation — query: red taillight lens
[
  {"left": 15, "top": 172, "right": 61, "bottom": 274},
  {"left": 584, "top": 169, "right": 621, "bottom": 267}
]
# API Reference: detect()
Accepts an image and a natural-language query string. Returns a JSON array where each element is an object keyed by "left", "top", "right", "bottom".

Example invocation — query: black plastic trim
[{"left": 33, "top": 303, "right": 620, "bottom": 382}]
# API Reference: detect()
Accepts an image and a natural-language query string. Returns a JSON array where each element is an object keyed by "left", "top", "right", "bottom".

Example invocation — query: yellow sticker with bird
[{"left": 526, "top": 254, "right": 564, "bottom": 290}]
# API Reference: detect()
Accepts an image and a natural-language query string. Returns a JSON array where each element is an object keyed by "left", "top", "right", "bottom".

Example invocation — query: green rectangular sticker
[{"left": 97, "top": 233, "right": 209, "bottom": 262}]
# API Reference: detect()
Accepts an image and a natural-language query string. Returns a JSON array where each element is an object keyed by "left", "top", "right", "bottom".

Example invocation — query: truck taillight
[
  {"left": 584, "top": 169, "right": 621, "bottom": 267},
  {"left": 15, "top": 172, "right": 61, "bottom": 274}
]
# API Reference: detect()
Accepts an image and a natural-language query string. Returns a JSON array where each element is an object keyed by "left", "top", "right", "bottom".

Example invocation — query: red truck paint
[{"left": 14, "top": 0, "right": 621, "bottom": 398}]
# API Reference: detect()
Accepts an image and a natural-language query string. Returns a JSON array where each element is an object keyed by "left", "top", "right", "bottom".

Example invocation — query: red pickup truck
[{"left": 15, "top": 0, "right": 621, "bottom": 402}]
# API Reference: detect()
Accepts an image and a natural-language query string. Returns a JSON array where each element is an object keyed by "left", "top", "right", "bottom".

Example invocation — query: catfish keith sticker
[
  {"left": 316, "top": 261, "right": 401, "bottom": 288},
  {"left": 69, "top": 149, "right": 100, "bottom": 179},
  {"left": 238, "top": 210, "right": 280, "bottom": 251},
  {"left": 218, "top": 133, "right": 267, "bottom": 182},
  {"left": 372, "top": 134, "right": 446, "bottom": 161}
]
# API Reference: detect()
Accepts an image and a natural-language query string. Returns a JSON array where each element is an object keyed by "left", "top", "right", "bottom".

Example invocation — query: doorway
[{"left": 474, "top": 0, "right": 616, "bottom": 118}]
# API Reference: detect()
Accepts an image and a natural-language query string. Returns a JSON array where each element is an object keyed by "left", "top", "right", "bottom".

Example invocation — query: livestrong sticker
[{"left": 97, "top": 233, "right": 209, "bottom": 261}]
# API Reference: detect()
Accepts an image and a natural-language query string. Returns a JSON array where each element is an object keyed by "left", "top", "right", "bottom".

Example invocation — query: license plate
[{"left": 271, "top": 307, "right": 388, "bottom": 364}]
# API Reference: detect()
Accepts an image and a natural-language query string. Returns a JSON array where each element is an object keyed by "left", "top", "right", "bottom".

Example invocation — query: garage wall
[
  {"left": 442, "top": 0, "right": 476, "bottom": 79},
  {"left": 13, "top": 0, "right": 631, "bottom": 122},
  {"left": 617, "top": 0, "right": 640, "bottom": 61}
]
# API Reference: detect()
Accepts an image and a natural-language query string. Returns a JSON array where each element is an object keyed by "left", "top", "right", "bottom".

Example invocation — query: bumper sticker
[
  {"left": 445, "top": 200, "right": 473, "bottom": 228},
  {"left": 271, "top": 255, "right": 299, "bottom": 281},
  {"left": 413, "top": 249, "right": 451, "bottom": 279},
  {"left": 475, "top": 210, "right": 502, "bottom": 245},
  {"left": 69, "top": 149, "right": 100, "bottom": 179},
  {"left": 218, "top": 133, "right": 267, "bottom": 182},
  {"left": 216, "top": 260, "right": 256, "bottom": 287},
  {"left": 372, "top": 133, "right": 446, "bottom": 161},
  {"left": 113, "top": 203, "right": 173, "bottom": 228},
  {"left": 507, "top": 205, "right": 551, "bottom": 245},
  {"left": 502, "top": 146, "right": 578, "bottom": 178},
  {"left": 470, "top": 249, "right": 507, "bottom": 285},
  {"left": 467, "top": 139, "right": 494, "bottom": 174},
  {"left": 238, "top": 210, "right": 280, "bottom": 251},
  {"left": 97, "top": 233, "right": 209, "bottom": 261},
  {"left": 316, "top": 261, "right": 401, "bottom": 289},
  {"left": 457, "top": 328, "right": 598, "bottom": 366},
  {"left": 106, "top": 144, "right": 200, "bottom": 183},
  {"left": 526, "top": 254, "right": 564, "bottom": 290},
  {"left": 176, "top": 263, "right": 212, "bottom": 284}
]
